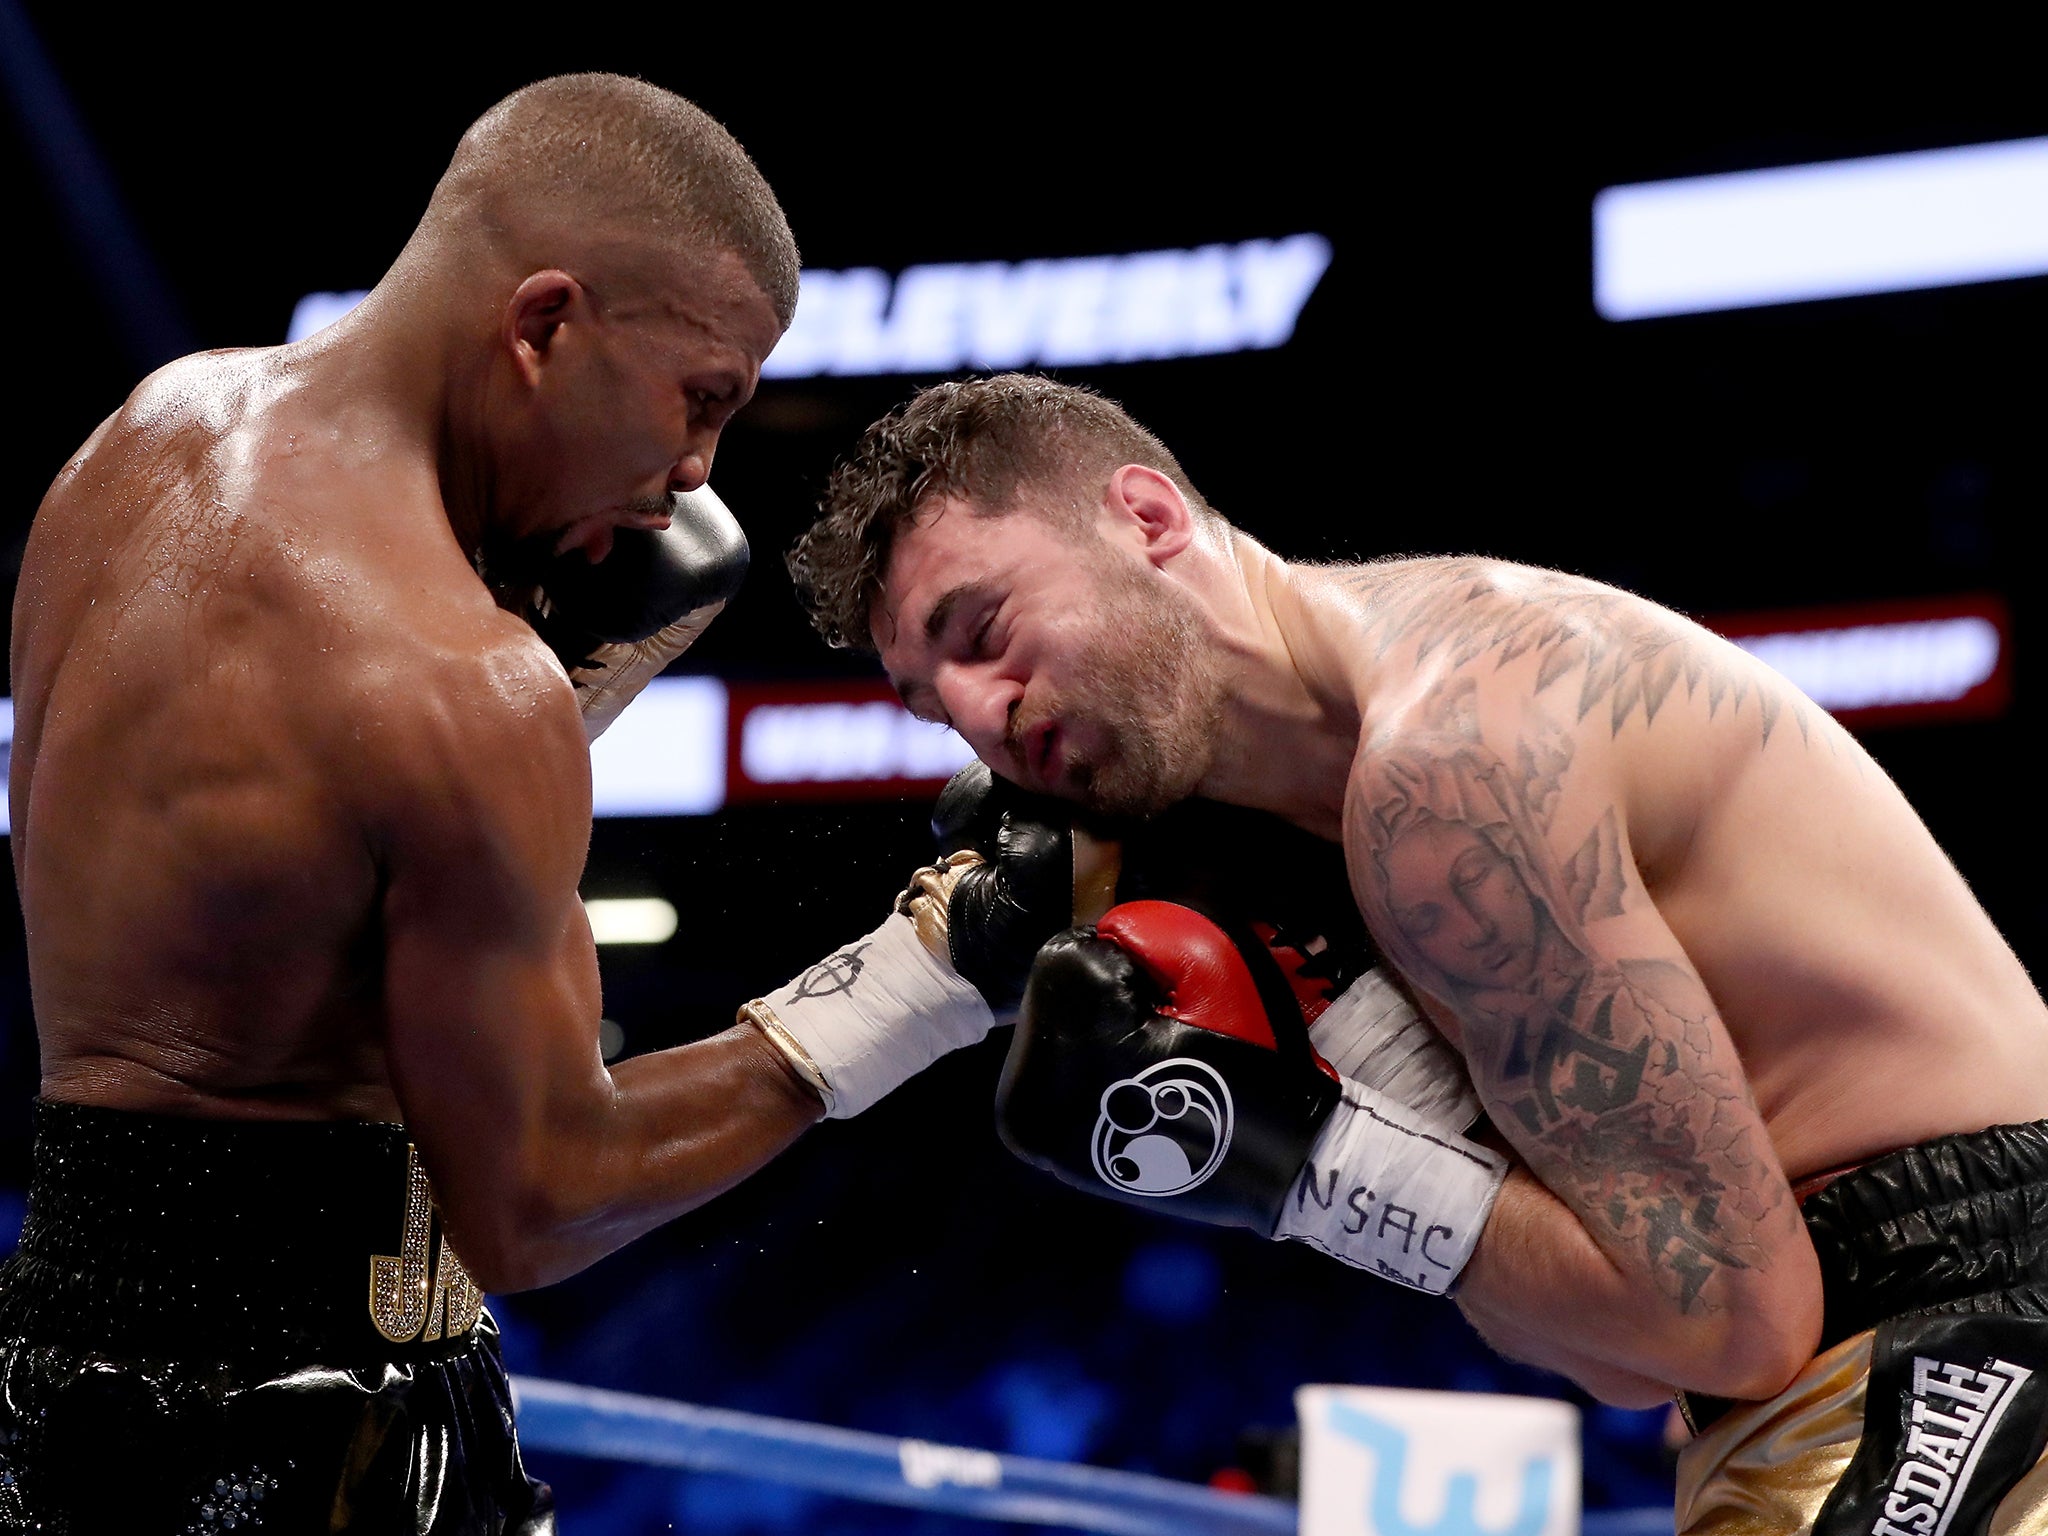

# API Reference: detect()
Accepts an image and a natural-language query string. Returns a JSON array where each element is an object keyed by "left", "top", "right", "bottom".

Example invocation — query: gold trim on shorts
[{"left": 1674, "top": 1332, "right": 1871, "bottom": 1536}]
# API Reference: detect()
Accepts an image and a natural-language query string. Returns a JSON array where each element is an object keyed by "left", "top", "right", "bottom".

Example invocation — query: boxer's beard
[{"left": 1058, "top": 560, "right": 1226, "bottom": 818}]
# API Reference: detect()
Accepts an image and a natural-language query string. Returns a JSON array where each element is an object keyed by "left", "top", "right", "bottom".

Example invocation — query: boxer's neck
[
  {"left": 273, "top": 269, "right": 500, "bottom": 559},
  {"left": 1187, "top": 535, "right": 1361, "bottom": 841}
]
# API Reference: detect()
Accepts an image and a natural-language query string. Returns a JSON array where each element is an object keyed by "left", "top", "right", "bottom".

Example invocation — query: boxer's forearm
[
  {"left": 609, "top": 1023, "right": 826, "bottom": 1200},
  {"left": 1455, "top": 1166, "right": 1811, "bottom": 1404},
  {"left": 434, "top": 1026, "right": 822, "bottom": 1293},
  {"left": 1456, "top": 1290, "right": 1677, "bottom": 1410}
]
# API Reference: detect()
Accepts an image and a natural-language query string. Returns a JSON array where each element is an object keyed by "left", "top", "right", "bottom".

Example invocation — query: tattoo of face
[
  {"left": 1344, "top": 559, "right": 1825, "bottom": 750},
  {"left": 1354, "top": 681, "right": 1779, "bottom": 1314}
]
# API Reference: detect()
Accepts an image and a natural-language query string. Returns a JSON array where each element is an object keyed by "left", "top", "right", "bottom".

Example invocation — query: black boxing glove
[
  {"left": 739, "top": 764, "right": 1113, "bottom": 1118},
  {"left": 908, "top": 762, "right": 1122, "bottom": 1011},
  {"left": 529, "top": 485, "right": 749, "bottom": 741},
  {"left": 997, "top": 901, "right": 1507, "bottom": 1293}
]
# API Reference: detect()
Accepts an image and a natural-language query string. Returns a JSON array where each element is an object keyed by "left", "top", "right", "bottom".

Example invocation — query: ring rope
[
  {"left": 514, "top": 1374, "right": 1299, "bottom": 1535},
  {"left": 510, "top": 1375, "right": 1673, "bottom": 1535}
]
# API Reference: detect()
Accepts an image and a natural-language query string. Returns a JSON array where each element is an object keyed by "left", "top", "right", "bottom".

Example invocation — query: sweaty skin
[
  {"left": 9, "top": 254, "right": 822, "bottom": 1294},
  {"left": 874, "top": 468, "right": 2048, "bottom": 1406}
]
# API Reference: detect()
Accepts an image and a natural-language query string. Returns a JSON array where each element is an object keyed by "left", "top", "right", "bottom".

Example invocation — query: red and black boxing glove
[
  {"left": 997, "top": 900, "right": 1510, "bottom": 1293},
  {"left": 995, "top": 900, "right": 1345, "bottom": 1234}
]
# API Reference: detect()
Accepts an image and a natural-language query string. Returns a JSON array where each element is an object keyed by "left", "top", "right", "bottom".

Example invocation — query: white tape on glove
[
  {"left": 1272, "top": 1078, "right": 1507, "bottom": 1294},
  {"left": 1309, "top": 969, "right": 1482, "bottom": 1134}
]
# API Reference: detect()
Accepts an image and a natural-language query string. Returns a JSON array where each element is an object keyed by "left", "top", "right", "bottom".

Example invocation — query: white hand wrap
[
  {"left": 1272, "top": 1078, "right": 1507, "bottom": 1295},
  {"left": 743, "top": 912, "right": 994, "bottom": 1119},
  {"left": 1309, "top": 968, "right": 1482, "bottom": 1133}
]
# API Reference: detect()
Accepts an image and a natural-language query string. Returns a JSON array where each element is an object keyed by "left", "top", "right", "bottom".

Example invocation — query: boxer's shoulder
[
  {"left": 33, "top": 349, "right": 263, "bottom": 531},
  {"left": 1326, "top": 555, "right": 1674, "bottom": 670},
  {"left": 1310, "top": 556, "right": 1807, "bottom": 782},
  {"left": 97, "top": 357, "right": 594, "bottom": 840},
  {"left": 1295, "top": 556, "right": 1574, "bottom": 705},
  {"left": 102, "top": 344, "right": 271, "bottom": 432},
  {"left": 336, "top": 601, "right": 586, "bottom": 847}
]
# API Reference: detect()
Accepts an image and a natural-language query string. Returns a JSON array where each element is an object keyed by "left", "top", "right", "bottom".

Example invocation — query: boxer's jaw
[{"left": 1041, "top": 556, "right": 1224, "bottom": 817}]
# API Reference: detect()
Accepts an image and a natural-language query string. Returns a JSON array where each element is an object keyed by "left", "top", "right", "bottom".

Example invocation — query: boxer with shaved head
[
  {"left": 0, "top": 73, "right": 818, "bottom": 1532},
  {"left": 790, "top": 373, "right": 2048, "bottom": 1536}
]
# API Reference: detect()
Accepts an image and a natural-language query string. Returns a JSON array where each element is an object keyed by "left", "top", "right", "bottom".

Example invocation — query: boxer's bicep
[
  {"left": 1342, "top": 693, "right": 1813, "bottom": 1332},
  {"left": 374, "top": 657, "right": 610, "bottom": 1281}
]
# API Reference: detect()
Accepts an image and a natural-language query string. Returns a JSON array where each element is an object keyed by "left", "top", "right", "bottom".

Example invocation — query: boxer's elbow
[
  {"left": 449, "top": 1083, "right": 645, "bottom": 1292},
  {"left": 440, "top": 1160, "right": 610, "bottom": 1294},
  {"left": 1574, "top": 1365, "right": 1683, "bottom": 1411},
  {"left": 457, "top": 1245, "right": 546, "bottom": 1297},
  {"left": 436, "top": 1204, "right": 548, "bottom": 1295},
  {"left": 1680, "top": 1267, "right": 1823, "bottom": 1402}
]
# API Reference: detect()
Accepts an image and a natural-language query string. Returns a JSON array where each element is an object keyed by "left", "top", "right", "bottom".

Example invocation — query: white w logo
[{"left": 1329, "top": 1402, "right": 1555, "bottom": 1536}]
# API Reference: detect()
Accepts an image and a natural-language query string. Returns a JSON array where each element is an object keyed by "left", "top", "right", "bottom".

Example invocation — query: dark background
[{"left": 3, "top": 16, "right": 2043, "bottom": 1532}]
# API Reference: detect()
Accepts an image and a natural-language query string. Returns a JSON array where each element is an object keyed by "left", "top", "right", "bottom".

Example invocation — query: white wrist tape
[
  {"left": 1271, "top": 1078, "right": 1507, "bottom": 1295},
  {"left": 1310, "top": 968, "right": 1482, "bottom": 1134},
  {"left": 747, "top": 912, "right": 994, "bottom": 1119}
]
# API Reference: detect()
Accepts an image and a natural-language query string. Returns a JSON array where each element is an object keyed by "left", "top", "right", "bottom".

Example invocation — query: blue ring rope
[
  {"left": 513, "top": 1375, "right": 1292, "bottom": 1535},
  {"left": 510, "top": 1375, "right": 1672, "bottom": 1535}
]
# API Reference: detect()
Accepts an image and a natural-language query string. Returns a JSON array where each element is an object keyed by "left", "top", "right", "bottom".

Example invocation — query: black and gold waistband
[
  {"left": 0, "top": 1099, "right": 484, "bottom": 1368},
  {"left": 1801, "top": 1116, "right": 2048, "bottom": 1349}
]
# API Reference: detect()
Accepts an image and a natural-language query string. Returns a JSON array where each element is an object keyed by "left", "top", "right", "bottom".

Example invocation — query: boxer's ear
[
  {"left": 504, "top": 270, "right": 587, "bottom": 386},
  {"left": 1104, "top": 464, "right": 1197, "bottom": 566}
]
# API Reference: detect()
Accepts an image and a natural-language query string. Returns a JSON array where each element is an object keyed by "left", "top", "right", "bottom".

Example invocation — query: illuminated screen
[{"left": 1596, "top": 135, "right": 2048, "bottom": 318}]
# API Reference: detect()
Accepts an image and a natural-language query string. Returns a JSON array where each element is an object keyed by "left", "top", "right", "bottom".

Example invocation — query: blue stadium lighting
[
  {"left": 738, "top": 698, "right": 972, "bottom": 786},
  {"left": 1735, "top": 616, "right": 2000, "bottom": 712},
  {"left": 1595, "top": 136, "right": 2048, "bottom": 319},
  {"left": 285, "top": 288, "right": 368, "bottom": 341}
]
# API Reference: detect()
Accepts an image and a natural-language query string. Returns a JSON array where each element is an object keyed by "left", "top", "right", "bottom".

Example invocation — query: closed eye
[
  {"left": 970, "top": 610, "right": 998, "bottom": 659},
  {"left": 686, "top": 378, "right": 747, "bottom": 421},
  {"left": 897, "top": 682, "right": 949, "bottom": 728}
]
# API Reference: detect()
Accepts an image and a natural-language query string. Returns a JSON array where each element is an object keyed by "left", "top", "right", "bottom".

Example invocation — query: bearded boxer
[
  {"left": 786, "top": 373, "right": 2048, "bottom": 1536},
  {"left": 0, "top": 73, "right": 841, "bottom": 1533}
]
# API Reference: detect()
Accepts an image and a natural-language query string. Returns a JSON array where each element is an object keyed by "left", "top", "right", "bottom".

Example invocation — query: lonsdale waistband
[
  {"left": 0, "top": 1099, "right": 484, "bottom": 1368},
  {"left": 1801, "top": 1117, "right": 2048, "bottom": 1351}
]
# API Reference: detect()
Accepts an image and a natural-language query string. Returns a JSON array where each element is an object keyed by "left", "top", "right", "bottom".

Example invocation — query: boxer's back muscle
[
  {"left": 1317, "top": 557, "right": 2048, "bottom": 1178},
  {"left": 10, "top": 349, "right": 501, "bottom": 1119}
]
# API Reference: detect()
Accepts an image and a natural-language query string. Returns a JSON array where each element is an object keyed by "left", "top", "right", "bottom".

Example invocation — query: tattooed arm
[{"left": 1342, "top": 677, "right": 1821, "bottom": 1403}]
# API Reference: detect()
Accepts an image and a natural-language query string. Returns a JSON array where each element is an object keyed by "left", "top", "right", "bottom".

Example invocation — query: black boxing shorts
[
  {"left": 0, "top": 1100, "right": 554, "bottom": 1534},
  {"left": 1675, "top": 1119, "right": 2048, "bottom": 1535}
]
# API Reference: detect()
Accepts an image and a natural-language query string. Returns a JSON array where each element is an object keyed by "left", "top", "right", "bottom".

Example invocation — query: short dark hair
[
  {"left": 788, "top": 374, "right": 1214, "bottom": 651},
  {"left": 430, "top": 73, "right": 799, "bottom": 327}
]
